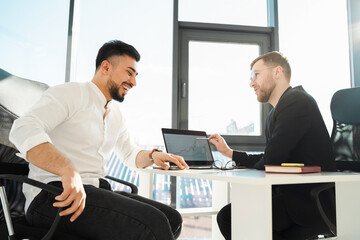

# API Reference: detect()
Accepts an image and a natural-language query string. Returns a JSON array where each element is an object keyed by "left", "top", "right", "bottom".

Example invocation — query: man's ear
[
  {"left": 100, "top": 60, "right": 111, "bottom": 75},
  {"left": 274, "top": 65, "right": 283, "bottom": 79}
]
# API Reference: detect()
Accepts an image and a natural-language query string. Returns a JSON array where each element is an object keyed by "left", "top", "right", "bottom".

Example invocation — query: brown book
[{"left": 265, "top": 165, "right": 321, "bottom": 173}]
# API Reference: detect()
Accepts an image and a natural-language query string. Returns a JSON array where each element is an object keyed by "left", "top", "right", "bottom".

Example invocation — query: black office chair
[
  {"left": 303, "top": 86, "right": 360, "bottom": 239},
  {"left": 308, "top": 86, "right": 360, "bottom": 239},
  {"left": 278, "top": 182, "right": 336, "bottom": 240},
  {"left": 0, "top": 68, "right": 137, "bottom": 239},
  {"left": 331, "top": 87, "right": 360, "bottom": 171},
  {"left": 284, "top": 86, "right": 360, "bottom": 240}
]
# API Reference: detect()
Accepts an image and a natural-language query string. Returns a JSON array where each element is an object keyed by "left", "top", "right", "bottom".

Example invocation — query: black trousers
[
  {"left": 26, "top": 179, "right": 182, "bottom": 240},
  {"left": 217, "top": 184, "right": 335, "bottom": 240},
  {"left": 217, "top": 191, "right": 293, "bottom": 240}
]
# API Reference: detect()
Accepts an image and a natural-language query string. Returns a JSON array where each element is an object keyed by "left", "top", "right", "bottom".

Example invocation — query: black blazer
[
  {"left": 233, "top": 85, "right": 335, "bottom": 170},
  {"left": 233, "top": 86, "right": 336, "bottom": 227}
]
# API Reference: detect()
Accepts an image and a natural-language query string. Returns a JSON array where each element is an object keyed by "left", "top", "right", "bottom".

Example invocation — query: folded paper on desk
[{"left": 265, "top": 165, "right": 321, "bottom": 173}]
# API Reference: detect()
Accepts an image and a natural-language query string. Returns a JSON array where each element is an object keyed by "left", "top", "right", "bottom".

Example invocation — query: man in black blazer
[{"left": 209, "top": 51, "right": 336, "bottom": 240}]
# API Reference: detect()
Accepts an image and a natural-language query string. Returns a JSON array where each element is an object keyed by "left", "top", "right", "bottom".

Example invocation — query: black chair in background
[
  {"left": 280, "top": 87, "right": 360, "bottom": 240},
  {"left": 306, "top": 86, "right": 360, "bottom": 239},
  {"left": 0, "top": 68, "right": 137, "bottom": 239},
  {"left": 331, "top": 87, "right": 360, "bottom": 171},
  {"left": 290, "top": 86, "right": 360, "bottom": 240}
]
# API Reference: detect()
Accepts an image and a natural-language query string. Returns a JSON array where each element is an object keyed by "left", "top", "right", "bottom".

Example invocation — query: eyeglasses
[
  {"left": 212, "top": 160, "right": 238, "bottom": 170},
  {"left": 249, "top": 67, "right": 276, "bottom": 83}
]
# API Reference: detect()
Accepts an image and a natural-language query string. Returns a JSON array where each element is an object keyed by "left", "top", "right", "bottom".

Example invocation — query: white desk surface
[
  {"left": 137, "top": 167, "right": 360, "bottom": 185},
  {"left": 137, "top": 167, "right": 360, "bottom": 239}
]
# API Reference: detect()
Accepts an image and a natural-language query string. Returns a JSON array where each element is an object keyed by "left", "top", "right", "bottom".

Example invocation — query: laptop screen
[{"left": 161, "top": 128, "right": 214, "bottom": 166}]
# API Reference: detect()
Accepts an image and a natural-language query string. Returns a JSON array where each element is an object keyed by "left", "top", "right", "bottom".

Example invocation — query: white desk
[{"left": 137, "top": 168, "right": 360, "bottom": 240}]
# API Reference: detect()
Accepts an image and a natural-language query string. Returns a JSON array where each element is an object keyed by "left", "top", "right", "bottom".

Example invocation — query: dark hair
[
  {"left": 250, "top": 51, "right": 291, "bottom": 81},
  {"left": 95, "top": 40, "right": 141, "bottom": 70}
]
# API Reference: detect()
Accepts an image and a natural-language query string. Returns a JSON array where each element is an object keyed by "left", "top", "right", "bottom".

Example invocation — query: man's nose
[
  {"left": 130, "top": 76, "right": 137, "bottom": 87},
  {"left": 249, "top": 81, "right": 255, "bottom": 88}
]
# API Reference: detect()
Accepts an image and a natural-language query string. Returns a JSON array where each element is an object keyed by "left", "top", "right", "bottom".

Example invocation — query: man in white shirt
[{"left": 10, "top": 40, "right": 188, "bottom": 239}]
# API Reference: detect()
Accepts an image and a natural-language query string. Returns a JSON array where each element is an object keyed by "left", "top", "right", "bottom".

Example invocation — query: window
[
  {"left": 179, "top": 0, "right": 268, "bottom": 27},
  {"left": 0, "top": 0, "right": 69, "bottom": 86},
  {"left": 188, "top": 41, "right": 261, "bottom": 136},
  {"left": 73, "top": 0, "right": 173, "bottom": 147},
  {"left": 73, "top": 0, "right": 174, "bottom": 205},
  {"left": 176, "top": 25, "right": 272, "bottom": 150},
  {"left": 278, "top": 0, "right": 351, "bottom": 132},
  {"left": 174, "top": 3, "right": 275, "bottom": 238}
]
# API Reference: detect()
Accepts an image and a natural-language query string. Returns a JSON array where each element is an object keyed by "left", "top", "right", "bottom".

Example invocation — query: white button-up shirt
[{"left": 9, "top": 82, "right": 141, "bottom": 211}]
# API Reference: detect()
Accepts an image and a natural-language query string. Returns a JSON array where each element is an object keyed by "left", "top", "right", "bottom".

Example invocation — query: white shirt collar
[{"left": 89, "top": 81, "right": 109, "bottom": 108}]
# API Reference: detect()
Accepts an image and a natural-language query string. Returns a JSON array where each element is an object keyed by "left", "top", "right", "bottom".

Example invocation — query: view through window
[
  {"left": 0, "top": 0, "right": 69, "bottom": 86},
  {"left": 188, "top": 41, "right": 261, "bottom": 136},
  {"left": 278, "top": 0, "right": 351, "bottom": 132}
]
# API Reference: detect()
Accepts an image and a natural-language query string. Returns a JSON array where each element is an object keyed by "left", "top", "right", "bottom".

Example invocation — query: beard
[
  {"left": 257, "top": 81, "right": 276, "bottom": 103},
  {"left": 257, "top": 89, "right": 271, "bottom": 103},
  {"left": 107, "top": 79, "right": 125, "bottom": 103}
]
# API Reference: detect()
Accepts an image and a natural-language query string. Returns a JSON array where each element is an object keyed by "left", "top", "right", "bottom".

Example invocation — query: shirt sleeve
[
  {"left": 113, "top": 118, "right": 142, "bottom": 169},
  {"left": 232, "top": 151, "right": 264, "bottom": 169},
  {"left": 9, "top": 87, "right": 74, "bottom": 160}
]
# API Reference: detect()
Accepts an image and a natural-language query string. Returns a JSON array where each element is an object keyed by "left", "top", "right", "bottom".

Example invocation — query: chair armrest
[
  {"left": 105, "top": 175, "right": 138, "bottom": 194},
  {"left": 0, "top": 174, "right": 63, "bottom": 240},
  {"left": 0, "top": 174, "right": 61, "bottom": 195},
  {"left": 310, "top": 183, "right": 336, "bottom": 235}
]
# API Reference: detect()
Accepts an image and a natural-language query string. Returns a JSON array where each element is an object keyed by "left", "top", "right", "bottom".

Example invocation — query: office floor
[
  {"left": 179, "top": 216, "right": 213, "bottom": 240},
  {"left": 177, "top": 216, "right": 339, "bottom": 240}
]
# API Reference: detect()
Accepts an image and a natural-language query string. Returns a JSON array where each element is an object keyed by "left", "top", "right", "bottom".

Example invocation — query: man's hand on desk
[{"left": 152, "top": 151, "right": 189, "bottom": 170}]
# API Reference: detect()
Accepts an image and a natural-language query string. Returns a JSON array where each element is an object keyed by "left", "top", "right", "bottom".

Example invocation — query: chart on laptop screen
[{"left": 163, "top": 134, "right": 212, "bottom": 161}]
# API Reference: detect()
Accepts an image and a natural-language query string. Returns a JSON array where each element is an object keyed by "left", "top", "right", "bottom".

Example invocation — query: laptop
[{"left": 161, "top": 128, "right": 214, "bottom": 169}]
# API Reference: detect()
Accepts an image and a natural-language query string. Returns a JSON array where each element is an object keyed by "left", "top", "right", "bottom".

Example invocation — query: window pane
[
  {"left": 73, "top": 0, "right": 173, "bottom": 206},
  {"left": 0, "top": 0, "right": 69, "bottom": 86},
  {"left": 279, "top": 0, "right": 351, "bottom": 132},
  {"left": 178, "top": 176, "right": 212, "bottom": 208},
  {"left": 188, "top": 41, "right": 261, "bottom": 136},
  {"left": 179, "top": 0, "right": 268, "bottom": 27},
  {"left": 74, "top": 0, "right": 172, "bottom": 147}
]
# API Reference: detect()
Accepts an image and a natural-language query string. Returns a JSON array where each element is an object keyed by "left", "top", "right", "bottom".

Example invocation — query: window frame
[{"left": 173, "top": 22, "right": 276, "bottom": 151}]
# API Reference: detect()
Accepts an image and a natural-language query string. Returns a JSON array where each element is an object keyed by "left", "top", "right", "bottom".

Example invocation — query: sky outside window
[
  {"left": 0, "top": 0, "right": 69, "bottom": 86},
  {"left": 278, "top": 0, "right": 351, "bottom": 132}
]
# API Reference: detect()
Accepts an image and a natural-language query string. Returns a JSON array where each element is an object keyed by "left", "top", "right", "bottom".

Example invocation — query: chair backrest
[
  {"left": 0, "top": 68, "right": 49, "bottom": 222},
  {"left": 0, "top": 68, "right": 48, "bottom": 117},
  {"left": 330, "top": 87, "right": 360, "bottom": 171},
  {"left": 0, "top": 68, "right": 48, "bottom": 148}
]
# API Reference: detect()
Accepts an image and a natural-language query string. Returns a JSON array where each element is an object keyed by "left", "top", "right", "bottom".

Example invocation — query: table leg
[
  {"left": 138, "top": 171, "right": 153, "bottom": 199},
  {"left": 231, "top": 183, "right": 272, "bottom": 240},
  {"left": 336, "top": 181, "right": 360, "bottom": 239},
  {"left": 212, "top": 180, "right": 230, "bottom": 239}
]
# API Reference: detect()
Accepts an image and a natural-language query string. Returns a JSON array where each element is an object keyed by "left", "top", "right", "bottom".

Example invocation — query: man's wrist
[
  {"left": 59, "top": 163, "right": 77, "bottom": 177},
  {"left": 226, "top": 149, "right": 234, "bottom": 159},
  {"left": 149, "top": 148, "right": 162, "bottom": 162}
]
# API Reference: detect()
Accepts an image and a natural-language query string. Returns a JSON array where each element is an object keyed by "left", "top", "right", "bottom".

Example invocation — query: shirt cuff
[
  {"left": 232, "top": 150, "right": 248, "bottom": 166},
  {"left": 124, "top": 146, "right": 142, "bottom": 169},
  {"left": 17, "top": 133, "right": 52, "bottom": 159}
]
